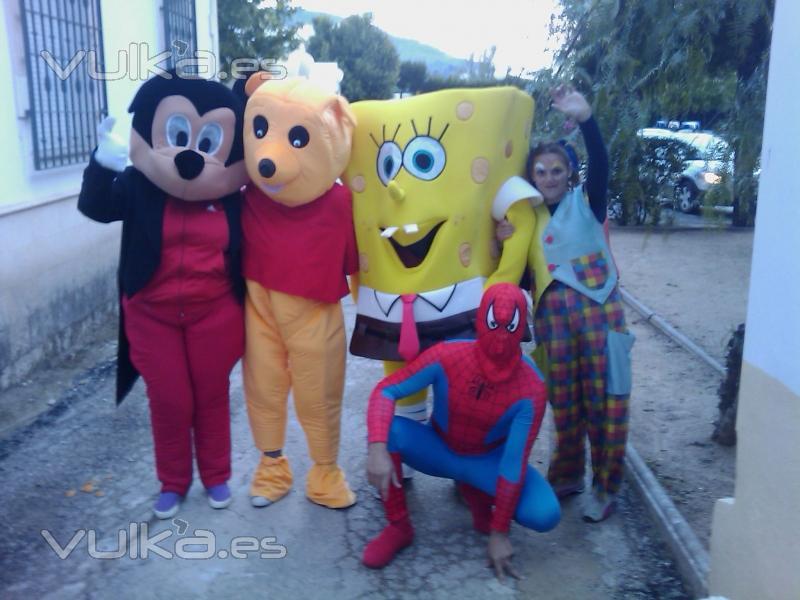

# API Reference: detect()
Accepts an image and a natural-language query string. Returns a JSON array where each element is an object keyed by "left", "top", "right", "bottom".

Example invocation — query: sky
[{"left": 290, "top": 0, "right": 562, "bottom": 77}]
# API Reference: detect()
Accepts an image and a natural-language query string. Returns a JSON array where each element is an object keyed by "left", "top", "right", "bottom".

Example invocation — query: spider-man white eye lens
[
  {"left": 506, "top": 307, "right": 520, "bottom": 333},
  {"left": 486, "top": 303, "right": 499, "bottom": 330}
]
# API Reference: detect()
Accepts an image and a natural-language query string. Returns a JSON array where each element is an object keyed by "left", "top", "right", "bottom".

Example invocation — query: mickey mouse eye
[
  {"left": 506, "top": 307, "right": 520, "bottom": 333},
  {"left": 403, "top": 136, "right": 446, "bottom": 180},
  {"left": 253, "top": 115, "right": 268, "bottom": 139},
  {"left": 289, "top": 125, "right": 309, "bottom": 148},
  {"left": 166, "top": 114, "right": 191, "bottom": 147},
  {"left": 376, "top": 141, "right": 402, "bottom": 186},
  {"left": 196, "top": 122, "right": 223, "bottom": 155},
  {"left": 486, "top": 303, "right": 499, "bottom": 330}
]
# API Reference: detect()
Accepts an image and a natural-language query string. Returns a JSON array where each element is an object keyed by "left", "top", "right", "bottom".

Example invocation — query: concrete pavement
[{"left": 0, "top": 297, "right": 689, "bottom": 600}]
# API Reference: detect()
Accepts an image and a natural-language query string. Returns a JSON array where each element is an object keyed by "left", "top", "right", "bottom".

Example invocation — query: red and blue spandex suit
[{"left": 366, "top": 284, "right": 561, "bottom": 563}]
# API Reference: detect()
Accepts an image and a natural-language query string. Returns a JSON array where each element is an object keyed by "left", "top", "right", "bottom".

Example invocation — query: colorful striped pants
[{"left": 533, "top": 282, "right": 630, "bottom": 496}]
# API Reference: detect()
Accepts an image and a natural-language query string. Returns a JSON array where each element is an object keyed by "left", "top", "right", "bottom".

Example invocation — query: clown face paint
[{"left": 531, "top": 153, "right": 571, "bottom": 205}]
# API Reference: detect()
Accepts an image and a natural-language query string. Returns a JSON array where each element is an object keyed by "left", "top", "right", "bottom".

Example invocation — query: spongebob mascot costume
[{"left": 342, "top": 87, "right": 542, "bottom": 426}]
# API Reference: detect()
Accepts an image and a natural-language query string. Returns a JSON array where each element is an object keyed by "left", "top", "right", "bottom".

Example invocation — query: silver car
[{"left": 638, "top": 128, "right": 731, "bottom": 213}]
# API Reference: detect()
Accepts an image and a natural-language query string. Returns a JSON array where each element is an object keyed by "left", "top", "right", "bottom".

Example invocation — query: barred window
[
  {"left": 163, "top": 0, "right": 197, "bottom": 71},
  {"left": 19, "top": 0, "right": 108, "bottom": 171}
]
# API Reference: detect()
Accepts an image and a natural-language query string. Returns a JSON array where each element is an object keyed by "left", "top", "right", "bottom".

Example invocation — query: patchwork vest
[{"left": 529, "top": 187, "right": 618, "bottom": 307}]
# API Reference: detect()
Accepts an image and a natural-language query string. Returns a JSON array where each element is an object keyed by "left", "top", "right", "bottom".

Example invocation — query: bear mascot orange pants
[{"left": 240, "top": 73, "right": 358, "bottom": 509}]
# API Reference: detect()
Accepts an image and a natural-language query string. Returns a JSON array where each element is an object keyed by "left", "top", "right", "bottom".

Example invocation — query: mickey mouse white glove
[{"left": 94, "top": 116, "right": 128, "bottom": 172}]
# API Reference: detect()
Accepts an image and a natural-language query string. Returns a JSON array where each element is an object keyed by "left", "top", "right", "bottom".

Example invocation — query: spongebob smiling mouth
[{"left": 379, "top": 221, "right": 445, "bottom": 268}]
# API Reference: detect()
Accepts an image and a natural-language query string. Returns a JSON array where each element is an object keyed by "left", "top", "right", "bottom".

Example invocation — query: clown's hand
[
  {"left": 496, "top": 218, "right": 515, "bottom": 243},
  {"left": 488, "top": 531, "right": 522, "bottom": 582},
  {"left": 94, "top": 116, "right": 128, "bottom": 172},
  {"left": 367, "top": 442, "right": 400, "bottom": 500},
  {"left": 550, "top": 84, "right": 592, "bottom": 124}
]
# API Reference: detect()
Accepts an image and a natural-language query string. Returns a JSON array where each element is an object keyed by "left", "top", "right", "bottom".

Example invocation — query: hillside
[{"left": 291, "top": 8, "right": 469, "bottom": 76}]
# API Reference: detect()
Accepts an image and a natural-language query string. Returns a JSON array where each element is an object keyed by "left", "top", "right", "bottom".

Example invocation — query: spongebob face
[{"left": 343, "top": 87, "right": 534, "bottom": 294}]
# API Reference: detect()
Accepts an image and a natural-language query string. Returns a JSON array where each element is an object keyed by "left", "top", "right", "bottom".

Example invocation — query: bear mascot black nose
[
  {"left": 174, "top": 149, "right": 205, "bottom": 180},
  {"left": 258, "top": 158, "right": 276, "bottom": 178}
]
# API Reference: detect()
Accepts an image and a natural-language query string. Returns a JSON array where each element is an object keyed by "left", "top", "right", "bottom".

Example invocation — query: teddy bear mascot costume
[
  {"left": 77, "top": 72, "right": 248, "bottom": 519},
  {"left": 240, "top": 72, "right": 358, "bottom": 509}
]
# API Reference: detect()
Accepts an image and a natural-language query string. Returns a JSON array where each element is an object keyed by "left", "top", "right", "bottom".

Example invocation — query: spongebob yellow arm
[{"left": 486, "top": 199, "right": 535, "bottom": 288}]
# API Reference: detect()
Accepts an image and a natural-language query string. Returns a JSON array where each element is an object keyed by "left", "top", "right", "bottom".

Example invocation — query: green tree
[
  {"left": 466, "top": 46, "right": 498, "bottom": 81},
  {"left": 306, "top": 14, "right": 400, "bottom": 101},
  {"left": 218, "top": 0, "right": 300, "bottom": 79},
  {"left": 542, "top": 0, "right": 773, "bottom": 226},
  {"left": 709, "top": 1, "right": 774, "bottom": 226},
  {"left": 398, "top": 61, "right": 427, "bottom": 96}
]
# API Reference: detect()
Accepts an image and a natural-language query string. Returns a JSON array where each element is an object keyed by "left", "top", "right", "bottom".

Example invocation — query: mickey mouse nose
[
  {"left": 174, "top": 149, "right": 205, "bottom": 180},
  {"left": 258, "top": 159, "right": 276, "bottom": 179}
]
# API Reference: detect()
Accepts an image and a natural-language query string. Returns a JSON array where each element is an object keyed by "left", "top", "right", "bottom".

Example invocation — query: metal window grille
[
  {"left": 19, "top": 0, "right": 108, "bottom": 171},
  {"left": 163, "top": 0, "right": 197, "bottom": 72}
]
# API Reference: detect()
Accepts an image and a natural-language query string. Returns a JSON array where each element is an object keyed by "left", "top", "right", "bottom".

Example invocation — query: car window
[
  {"left": 675, "top": 133, "right": 730, "bottom": 160},
  {"left": 639, "top": 128, "right": 730, "bottom": 163}
]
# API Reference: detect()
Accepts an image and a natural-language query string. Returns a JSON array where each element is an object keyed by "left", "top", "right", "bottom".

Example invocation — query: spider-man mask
[{"left": 476, "top": 283, "right": 527, "bottom": 382}]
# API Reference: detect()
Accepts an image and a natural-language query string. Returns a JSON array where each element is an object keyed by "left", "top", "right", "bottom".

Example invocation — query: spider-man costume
[{"left": 364, "top": 283, "right": 561, "bottom": 568}]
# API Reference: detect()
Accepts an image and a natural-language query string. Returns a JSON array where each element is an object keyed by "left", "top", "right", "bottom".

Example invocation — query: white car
[{"left": 638, "top": 128, "right": 731, "bottom": 213}]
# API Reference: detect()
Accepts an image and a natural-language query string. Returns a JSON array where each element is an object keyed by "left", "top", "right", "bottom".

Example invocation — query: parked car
[{"left": 638, "top": 127, "right": 732, "bottom": 213}]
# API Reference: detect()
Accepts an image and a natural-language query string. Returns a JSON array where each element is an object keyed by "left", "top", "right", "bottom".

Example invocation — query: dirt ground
[{"left": 609, "top": 226, "right": 754, "bottom": 547}]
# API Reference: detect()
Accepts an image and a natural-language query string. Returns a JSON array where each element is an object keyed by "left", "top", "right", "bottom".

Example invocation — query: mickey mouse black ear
[{"left": 232, "top": 77, "right": 247, "bottom": 105}]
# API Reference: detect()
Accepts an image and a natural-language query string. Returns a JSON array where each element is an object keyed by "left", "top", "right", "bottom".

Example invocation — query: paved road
[{"left": 0, "top": 298, "right": 689, "bottom": 599}]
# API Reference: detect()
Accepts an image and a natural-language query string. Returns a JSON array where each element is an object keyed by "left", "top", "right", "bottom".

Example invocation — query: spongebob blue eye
[
  {"left": 412, "top": 150, "right": 433, "bottom": 172},
  {"left": 403, "top": 136, "right": 446, "bottom": 180},
  {"left": 377, "top": 141, "right": 402, "bottom": 186}
]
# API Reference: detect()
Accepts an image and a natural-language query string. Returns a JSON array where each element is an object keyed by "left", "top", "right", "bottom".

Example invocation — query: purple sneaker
[
  {"left": 153, "top": 492, "right": 182, "bottom": 519},
  {"left": 207, "top": 483, "right": 232, "bottom": 509}
]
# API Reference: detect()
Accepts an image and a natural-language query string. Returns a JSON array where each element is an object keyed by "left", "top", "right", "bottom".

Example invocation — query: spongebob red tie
[{"left": 398, "top": 294, "right": 420, "bottom": 362}]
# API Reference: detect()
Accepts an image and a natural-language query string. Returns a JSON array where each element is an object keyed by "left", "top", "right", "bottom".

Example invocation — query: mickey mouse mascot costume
[{"left": 78, "top": 72, "right": 248, "bottom": 519}]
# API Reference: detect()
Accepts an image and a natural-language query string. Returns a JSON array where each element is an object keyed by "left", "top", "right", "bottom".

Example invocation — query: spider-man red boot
[
  {"left": 458, "top": 482, "right": 493, "bottom": 534},
  {"left": 362, "top": 452, "right": 414, "bottom": 568}
]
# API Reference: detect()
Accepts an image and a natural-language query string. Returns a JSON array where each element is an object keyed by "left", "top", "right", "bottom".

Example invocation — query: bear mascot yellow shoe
[{"left": 240, "top": 72, "right": 357, "bottom": 509}]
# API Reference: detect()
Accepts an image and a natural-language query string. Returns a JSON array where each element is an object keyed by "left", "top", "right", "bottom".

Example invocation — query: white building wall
[
  {"left": 710, "top": 0, "right": 800, "bottom": 598},
  {"left": 738, "top": 13, "right": 800, "bottom": 397},
  {"left": 0, "top": 0, "right": 220, "bottom": 391}
]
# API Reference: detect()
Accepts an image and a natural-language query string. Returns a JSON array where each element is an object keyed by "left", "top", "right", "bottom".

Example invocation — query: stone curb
[
  {"left": 626, "top": 444, "right": 710, "bottom": 599},
  {"left": 620, "top": 285, "right": 725, "bottom": 598}
]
